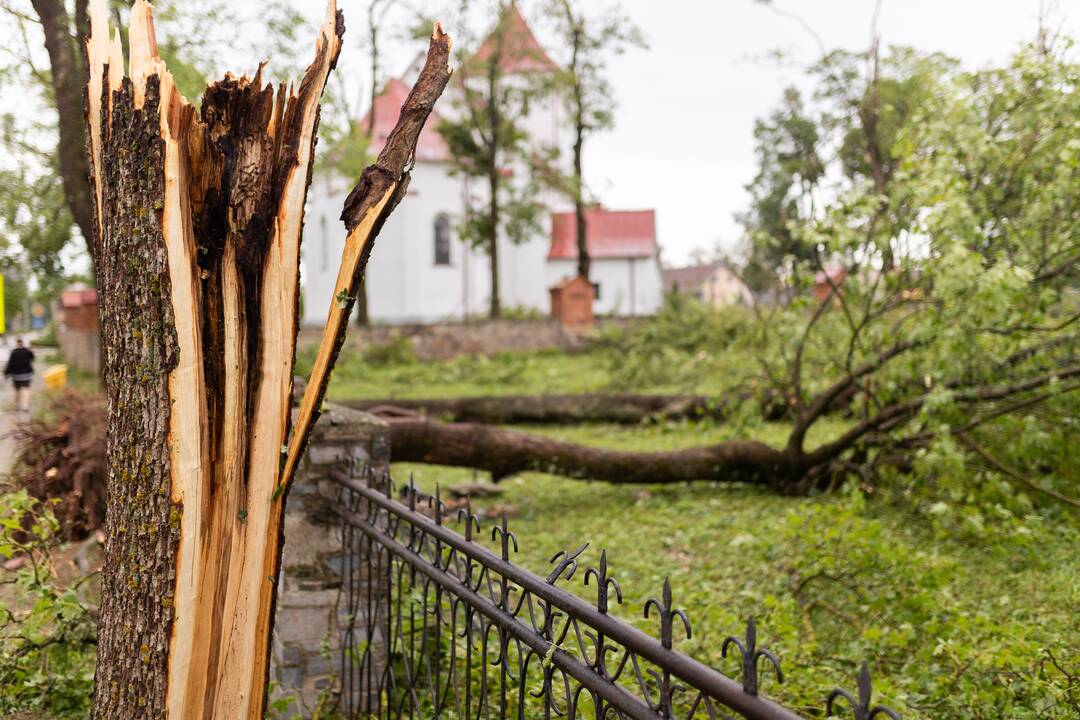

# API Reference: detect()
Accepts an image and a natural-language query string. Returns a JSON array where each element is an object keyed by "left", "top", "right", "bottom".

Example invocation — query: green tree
[
  {"left": 739, "top": 45, "right": 958, "bottom": 288},
  {"left": 737, "top": 86, "right": 824, "bottom": 289},
  {"left": 545, "top": 0, "right": 644, "bottom": 280},
  {"left": 437, "top": 1, "right": 544, "bottom": 319},
  {"left": 0, "top": 0, "right": 304, "bottom": 299}
]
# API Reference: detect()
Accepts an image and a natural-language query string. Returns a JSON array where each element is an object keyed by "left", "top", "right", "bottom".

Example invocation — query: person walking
[{"left": 3, "top": 338, "right": 35, "bottom": 412}]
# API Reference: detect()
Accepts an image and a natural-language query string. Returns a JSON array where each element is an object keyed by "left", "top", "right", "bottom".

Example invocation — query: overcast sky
[
  {"left": 314, "top": 0, "right": 1071, "bottom": 266},
  {"left": 8, "top": 0, "right": 1072, "bottom": 270}
]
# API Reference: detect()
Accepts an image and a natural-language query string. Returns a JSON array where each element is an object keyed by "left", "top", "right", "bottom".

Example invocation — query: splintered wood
[{"left": 85, "top": 0, "right": 448, "bottom": 716}]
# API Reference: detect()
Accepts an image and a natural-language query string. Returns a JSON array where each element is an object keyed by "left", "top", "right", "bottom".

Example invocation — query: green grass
[
  {"left": 302, "top": 342, "right": 1080, "bottom": 718},
  {"left": 30, "top": 336, "right": 1078, "bottom": 717},
  {"left": 392, "top": 420, "right": 1080, "bottom": 719},
  {"left": 298, "top": 341, "right": 753, "bottom": 402}
]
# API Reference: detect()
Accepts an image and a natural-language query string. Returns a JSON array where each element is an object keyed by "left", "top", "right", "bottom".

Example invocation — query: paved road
[
  {"left": 0, "top": 341, "right": 40, "bottom": 478},
  {"left": 0, "top": 344, "right": 19, "bottom": 477}
]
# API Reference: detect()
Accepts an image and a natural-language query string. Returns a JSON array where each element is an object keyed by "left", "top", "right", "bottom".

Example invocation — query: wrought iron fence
[{"left": 329, "top": 463, "right": 899, "bottom": 720}]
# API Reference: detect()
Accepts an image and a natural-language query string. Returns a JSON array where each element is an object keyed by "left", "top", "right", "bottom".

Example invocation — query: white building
[
  {"left": 547, "top": 208, "right": 662, "bottom": 317},
  {"left": 300, "top": 6, "right": 663, "bottom": 327}
]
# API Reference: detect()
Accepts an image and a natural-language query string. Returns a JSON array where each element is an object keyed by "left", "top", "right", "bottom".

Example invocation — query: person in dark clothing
[{"left": 3, "top": 339, "right": 35, "bottom": 412}]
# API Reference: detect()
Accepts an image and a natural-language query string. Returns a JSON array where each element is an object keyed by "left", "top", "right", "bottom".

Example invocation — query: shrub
[{"left": 0, "top": 491, "right": 96, "bottom": 717}]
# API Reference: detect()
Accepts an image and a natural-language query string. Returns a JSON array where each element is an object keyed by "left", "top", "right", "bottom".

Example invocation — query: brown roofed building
[{"left": 662, "top": 263, "right": 753, "bottom": 307}]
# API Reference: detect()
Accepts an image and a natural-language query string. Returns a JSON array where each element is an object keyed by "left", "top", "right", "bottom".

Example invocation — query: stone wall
[
  {"left": 270, "top": 405, "right": 390, "bottom": 716},
  {"left": 298, "top": 316, "right": 637, "bottom": 362}
]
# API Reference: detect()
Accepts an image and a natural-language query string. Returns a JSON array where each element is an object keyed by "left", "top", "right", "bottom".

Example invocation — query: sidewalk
[{"left": 0, "top": 341, "right": 40, "bottom": 478}]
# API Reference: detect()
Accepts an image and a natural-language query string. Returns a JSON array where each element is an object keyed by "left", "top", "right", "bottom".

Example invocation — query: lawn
[{"left": 303, "top": 340, "right": 1080, "bottom": 719}]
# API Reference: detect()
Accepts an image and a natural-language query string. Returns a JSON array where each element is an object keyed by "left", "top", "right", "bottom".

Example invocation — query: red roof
[
  {"left": 60, "top": 288, "right": 98, "bottom": 308},
  {"left": 474, "top": 4, "right": 558, "bottom": 74},
  {"left": 548, "top": 209, "right": 657, "bottom": 260},
  {"left": 360, "top": 77, "right": 448, "bottom": 163}
]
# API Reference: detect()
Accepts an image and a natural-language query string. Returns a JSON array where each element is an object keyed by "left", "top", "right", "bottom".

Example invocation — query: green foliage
[
  {"left": 539, "top": 0, "right": 646, "bottom": 207},
  {"left": 0, "top": 113, "right": 78, "bottom": 308},
  {"left": 362, "top": 334, "right": 416, "bottom": 367},
  {"left": 0, "top": 492, "right": 95, "bottom": 718},
  {"left": 316, "top": 116, "right": 372, "bottom": 182},
  {"left": 738, "top": 87, "right": 824, "bottom": 285},
  {"left": 739, "top": 46, "right": 960, "bottom": 288},
  {"left": 599, "top": 294, "right": 754, "bottom": 391},
  {"left": 395, "top": 452, "right": 1080, "bottom": 720}
]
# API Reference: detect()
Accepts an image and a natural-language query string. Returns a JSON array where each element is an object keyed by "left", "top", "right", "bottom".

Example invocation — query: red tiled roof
[
  {"left": 360, "top": 77, "right": 449, "bottom": 162},
  {"left": 474, "top": 4, "right": 558, "bottom": 74},
  {"left": 60, "top": 288, "right": 98, "bottom": 308},
  {"left": 548, "top": 209, "right": 657, "bottom": 260}
]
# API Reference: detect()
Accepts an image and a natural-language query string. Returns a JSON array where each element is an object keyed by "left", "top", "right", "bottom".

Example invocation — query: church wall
[{"left": 546, "top": 256, "right": 664, "bottom": 317}]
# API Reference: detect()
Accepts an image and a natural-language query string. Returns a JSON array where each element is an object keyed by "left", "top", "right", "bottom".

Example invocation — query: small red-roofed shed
[{"left": 549, "top": 275, "right": 595, "bottom": 329}]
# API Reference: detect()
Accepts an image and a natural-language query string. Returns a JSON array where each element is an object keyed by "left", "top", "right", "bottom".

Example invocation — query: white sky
[
  {"left": 314, "top": 0, "right": 1075, "bottom": 266},
  {"left": 5, "top": 0, "right": 1074, "bottom": 271}
]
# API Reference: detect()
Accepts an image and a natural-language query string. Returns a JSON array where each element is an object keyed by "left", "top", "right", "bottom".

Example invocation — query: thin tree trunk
[
  {"left": 487, "top": 50, "right": 501, "bottom": 319},
  {"left": 570, "top": 22, "right": 589, "bottom": 280},
  {"left": 84, "top": 1, "right": 451, "bottom": 716},
  {"left": 29, "top": 0, "right": 95, "bottom": 252}
]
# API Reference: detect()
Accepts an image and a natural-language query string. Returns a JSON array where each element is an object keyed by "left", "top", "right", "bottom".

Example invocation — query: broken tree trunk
[{"left": 84, "top": 1, "right": 450, "bottom": 717}]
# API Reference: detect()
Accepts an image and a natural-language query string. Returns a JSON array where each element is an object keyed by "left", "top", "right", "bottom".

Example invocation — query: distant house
[
  {"left": 547, "top": 208, "right": 663, "bottom": 317},
  {"left": 662, "top": 263, "right": 753, "bottom": 307},
  {"left": 812, "top": 266, "right": 847, "bottom": 302},
  {"left": 299, "top": 6, "right": 661, "bottom": 326},
  {"left": 54, "top": 286, "right": 101, "bottom": 374}
]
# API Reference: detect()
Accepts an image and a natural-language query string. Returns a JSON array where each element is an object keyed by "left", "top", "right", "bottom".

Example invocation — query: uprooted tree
[
  {"left": 372, "top": 41, "right": 1080, "bottom": 501},
  {"left": 83, "top": 0, "right": 450, "bottom": 717}
]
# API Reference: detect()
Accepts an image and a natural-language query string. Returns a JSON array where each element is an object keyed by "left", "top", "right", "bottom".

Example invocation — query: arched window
[{"left": 434, "top": 213, "right": 451, "bottom": 266}]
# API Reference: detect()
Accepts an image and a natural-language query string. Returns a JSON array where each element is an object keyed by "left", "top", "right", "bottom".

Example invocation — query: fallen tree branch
[{"left": 956, "top": 433, "right": 1080, "bottom": 510}]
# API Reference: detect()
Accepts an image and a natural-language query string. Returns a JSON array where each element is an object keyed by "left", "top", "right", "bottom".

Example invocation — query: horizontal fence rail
[{"left": 329, "top": 465, "right": 899, "bottom": 720}]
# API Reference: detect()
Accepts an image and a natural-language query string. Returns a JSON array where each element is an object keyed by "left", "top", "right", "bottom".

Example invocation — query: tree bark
[
  {"left": 568, "top": 16, "right": 589, "bottom": 280},
  {"left": 385, "top": 416, "right": 798, "bottom": 488},
  {"left": 84, "top": 1, "right": 450, "bottom": 717},
  {"left": 345, "top": 391, "right": 794, "bottom": 424},
  {"left": 487, "top": 43, "right": 502, "bottom": 319},
  {"left": 29, "top": 0, "right": 96, "bottom": 251}
]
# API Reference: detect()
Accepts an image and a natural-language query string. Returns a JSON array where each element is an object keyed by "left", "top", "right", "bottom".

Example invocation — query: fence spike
[{"left": 826, "top": 661, "right": 901, "bottom": 720}]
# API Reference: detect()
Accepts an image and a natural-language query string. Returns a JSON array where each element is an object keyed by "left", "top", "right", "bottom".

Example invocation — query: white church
[{"left": 300, "top": 7, "right": 663, "bottom": 327}]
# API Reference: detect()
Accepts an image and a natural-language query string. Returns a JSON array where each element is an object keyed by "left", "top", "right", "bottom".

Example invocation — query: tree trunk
[
  {"left": 356, "top": 275, "right": 370, "bottom": 325},
  {"left": 345, "top": 391, "right": 795, "bottom": 424},
  {"left": 487, "top": 52, "right": 501, "bottom": 319},
  {"left": 385, "top": 416, "right": 799, "bottom": 489},
  {"left": 29, "top": 0, "right": 96, "bottom": 252},
  {"left": 84, "top": 2, "right": 450, "bottom": 717},
  {"left": 570, "top": 25, "right": 589, "bottom": 281}
]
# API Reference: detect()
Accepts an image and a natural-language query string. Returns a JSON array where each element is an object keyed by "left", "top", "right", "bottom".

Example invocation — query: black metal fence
[{"left": 330, "top": 463, "right": 899, "bottom": 720}]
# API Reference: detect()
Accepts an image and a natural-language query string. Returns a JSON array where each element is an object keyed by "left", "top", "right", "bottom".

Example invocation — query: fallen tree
[
  {"left": 83, "top": 1, "right": 450, "bottom": 717},
  {"left": 345, "top": 392, "right": 763, "bottom": 424},
  {"left": 380, "top": 358, "right": 1080, "bottom": 493}
]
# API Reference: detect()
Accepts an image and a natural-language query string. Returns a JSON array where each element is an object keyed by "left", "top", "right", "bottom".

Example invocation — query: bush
[
  {"left": 754, "top": 493, "right": 1080, "bottom": 718},
  {"left": 599, "top": 294, "right": 755, "bottom": 391},
  {"left": 0, "top": 491, "right": 96, "bottom": 717},
  {"left": 361, "top": 333, "right": 416, "bottom": 367}
]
